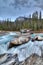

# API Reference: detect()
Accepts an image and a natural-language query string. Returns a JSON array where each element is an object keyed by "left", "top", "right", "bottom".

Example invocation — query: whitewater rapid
[{"left": 0, "top": 32, "right": 43, "bottom": 62}]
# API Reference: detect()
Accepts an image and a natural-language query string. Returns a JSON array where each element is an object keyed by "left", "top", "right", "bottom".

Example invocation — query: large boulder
[
  {"left": 8, "top": 39, "right": 19, "bottom": 49},
  {"left": 8, "top": 37, "right": 29, "bottom": 49},
  {"left": 25, "top": 38, "right": 29, "bottom": 43},
  {"left": 32, "top": 36, "right": 43, "bottom": 41},
  {"left": 35, "top": 36, "right": 43, "bottom": 41}
]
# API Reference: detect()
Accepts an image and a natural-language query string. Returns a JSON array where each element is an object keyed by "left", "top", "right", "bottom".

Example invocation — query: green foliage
[{"left": 0, "top": 11, "right": 43, "bottom": 31}]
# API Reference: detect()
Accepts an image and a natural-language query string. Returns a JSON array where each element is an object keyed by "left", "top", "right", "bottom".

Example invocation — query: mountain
[{"left": 15, "top": 16, "right": 29, "bottom": 22}]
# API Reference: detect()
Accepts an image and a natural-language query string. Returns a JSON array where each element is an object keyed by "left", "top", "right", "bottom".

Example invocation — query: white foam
[
  {"left": 7, "top": 41, "right": 42, "bottom": 62},
  {"left": 0, "top": 45, "right": 7, "bottom": 55},
  {"left": 0, "top": 33, "right": 43, "bottom": 62},
  {"left": 9, "top": 32, "right": 17, "bottom": 35}
]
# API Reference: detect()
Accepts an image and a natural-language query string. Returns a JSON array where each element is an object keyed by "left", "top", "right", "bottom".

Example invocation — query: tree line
[{"left": 0, "top": 11, "right": 43, "bottom": 31}]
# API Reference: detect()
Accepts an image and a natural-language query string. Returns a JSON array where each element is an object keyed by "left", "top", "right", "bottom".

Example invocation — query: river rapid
[{"left": 0, "top": 32, "right": 43, "bottom": 65}]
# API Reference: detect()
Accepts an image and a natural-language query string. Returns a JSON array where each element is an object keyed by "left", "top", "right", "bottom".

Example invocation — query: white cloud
[{"left": 0, "top": 0, "right": 43, "bottom": 20}]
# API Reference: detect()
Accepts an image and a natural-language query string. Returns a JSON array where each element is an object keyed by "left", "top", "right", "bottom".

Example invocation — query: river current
[{"left": 0, "top": 32, "right": 43, "bottom": 62}]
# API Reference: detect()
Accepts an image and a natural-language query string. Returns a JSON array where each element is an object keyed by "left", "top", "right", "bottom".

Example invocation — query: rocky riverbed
[
  {"left": 0, "top": 53, "right": 43, "bottom": 65},
  {"left": 0, "top": 32, "right": 43, "bottom": 65},
  {"left": 0, "top": 40, "right": 43, "bottom": 65}
]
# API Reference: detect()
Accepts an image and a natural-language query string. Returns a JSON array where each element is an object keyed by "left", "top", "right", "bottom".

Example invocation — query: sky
[{"left": 0, "top": 0, "right": 43, "bottom": 21}]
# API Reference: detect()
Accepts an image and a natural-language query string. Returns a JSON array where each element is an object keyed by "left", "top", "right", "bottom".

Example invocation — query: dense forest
[{"left": 0, "top": 11, "right": 43, "bottom": 31}]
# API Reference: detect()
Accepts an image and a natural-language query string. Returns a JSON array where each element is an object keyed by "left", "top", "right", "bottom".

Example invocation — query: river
[{"left": 0, "top": 32, "right": 43, "bottom": 64}]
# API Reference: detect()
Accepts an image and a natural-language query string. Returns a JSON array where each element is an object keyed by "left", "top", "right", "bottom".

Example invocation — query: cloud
[
  {"left": 0, "top": 0, "right": 43, "bottom": 9},
  {"left": 9, "top": 0, "right": 39, "bottom": 8},
  {"left": 34, "top": 0, "right": 43, "bottom": 9},
  {"left": 10, "top": 0, "right": 29, "bottom": 9},
  {"left": 0, "top": 0, "right": 43, "bottom": 20}
]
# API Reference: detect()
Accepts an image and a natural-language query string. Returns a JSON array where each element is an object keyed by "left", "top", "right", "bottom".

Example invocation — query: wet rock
[
  {"left": 1, "top": 54, "right": 19, "bottom": 65},
  {"left": 25, "top": 38, "right": 29, "bottom": 43},
  {"left": 8, "top": 37, "right": 30, "bottom": 49},
  {"left": 0, "top": 54, "right": 8, "bottom": 64},
  {"left": 31, "top": 38, "right": 35, "bottom": 42},
  {"left": 19, "top": 54, "right": 43, "bottom": 65},
  {"left": 1, "top": 53, "right": 43, "bottom": 65},
  {"left": 32, "top": 36, "right": 43, "bottom": 41},
  {"left": 37, "top": 36, "right": 43, "bottom": 41}
]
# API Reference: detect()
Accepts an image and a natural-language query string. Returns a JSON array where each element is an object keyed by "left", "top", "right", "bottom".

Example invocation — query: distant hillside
[
  {"left": 15, "top": 16, "right": 29, "bottom": 22},
  {"left": 0, "top": 11, "right": 43, "bottom": 31}
]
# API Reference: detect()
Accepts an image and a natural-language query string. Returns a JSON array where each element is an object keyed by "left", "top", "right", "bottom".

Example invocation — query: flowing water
[{"left": 0, "top": 32, "right": 43, "bottom": 64}]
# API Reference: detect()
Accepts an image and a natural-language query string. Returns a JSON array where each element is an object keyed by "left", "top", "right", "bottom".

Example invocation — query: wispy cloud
[
  {"left": 0, "top": 0, "right": 43, "bottom": 20},
  {"left": 0, "top": 0, "right": 43, "bottom": 9},
  {"left": 9, "top": 0, "right": 43, "bottom": 9}
]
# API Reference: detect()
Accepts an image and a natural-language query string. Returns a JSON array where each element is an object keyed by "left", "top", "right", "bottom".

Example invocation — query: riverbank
[
  {"left": 33, "top": 30, "right": 43, "bottom": 33},
  {"left": 0, "top": 30, "right": 43, "bottom": 33}
]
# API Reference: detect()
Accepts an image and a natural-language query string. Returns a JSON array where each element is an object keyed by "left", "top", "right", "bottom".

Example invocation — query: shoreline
[
  {"left": 0, "top": 30, "right": 43, "bottom": 33},
  {"left": 33, "top": 31, "right": 43, "bottom": 33}
]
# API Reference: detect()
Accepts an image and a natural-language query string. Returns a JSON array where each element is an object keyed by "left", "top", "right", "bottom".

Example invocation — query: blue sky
[{"left": 0, "top": 0, "right": 43, "bottom": 21}]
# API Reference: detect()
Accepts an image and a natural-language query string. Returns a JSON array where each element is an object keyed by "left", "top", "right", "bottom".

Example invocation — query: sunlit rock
[
  {"left": 8, "top": 37, "right": 30, "bottom": 49},
  {"left": 32, "top": 36, "right": 43, "bottom": 41}
]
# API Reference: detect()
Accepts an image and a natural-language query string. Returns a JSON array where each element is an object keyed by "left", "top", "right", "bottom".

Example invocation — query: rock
[
  {"left": 11, "top": 39, "right": 19, "bottom": 45},
  {"left": 1, "top": 54, "right": 19, "bottom": 65},
  {"left": 1, "top": 53, "right": 43, "bottom": 65},
  {"left": 18, "top": 37, "right": 29, "bottom": 43},
  {"left": 0, "top": 54, "right": 8, "bottom": 64},
  {"left": 38, "top": 36, "right": 43, "bottom": 41},
  {"left": 32, "top": 36, "right": 43, "bottom": 41},
  {"left": 19, "top": 54, "right": 43, "bottom": 65},
  {"left": 26, "top": 38, "right": 29, "bottom": 42},
  {"left": 35, "top": 36, "right": 43, "bottom": 41},
  {"left": 18, "top": 37, "right": 27, "bottom": 44},
  {"left": 31, "top": 38, "right": 35, "bottom": 42},
  {"left": 8, "top": 37, "right": 29, "bottom": 49}
]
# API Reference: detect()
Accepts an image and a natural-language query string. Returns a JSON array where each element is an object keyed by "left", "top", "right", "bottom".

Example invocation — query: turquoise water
[
  {"left": 31, "top": 33, "right": 43, "bottom": 38},
  {"left": 0, "top": 32, "right": 17, "bottom": 44},
  {"left": 0, "top": 32, "right": 18, "bottom": 55},
  {"left": 0, "top": 33, "right": 43, "bottom": 44},
  {"left": 0, "top": 32, "right": 43, "bottom": 62}
]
